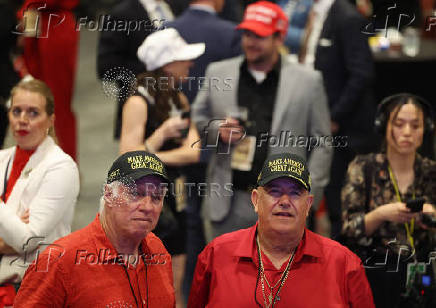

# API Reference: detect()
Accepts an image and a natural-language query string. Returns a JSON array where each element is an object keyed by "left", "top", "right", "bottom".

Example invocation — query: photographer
[{"left": 341, "top": 93, "right": 436, "bottom": 308}]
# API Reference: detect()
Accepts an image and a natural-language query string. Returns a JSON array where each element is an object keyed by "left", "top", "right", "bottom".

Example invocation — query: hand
[
  {"left": 20, "top": 209, "right": 30, "bottom": 224},
  {"left": 219, "top": 118, "right": 245, "bottom": 144},
  {"left": 160, "top": 116, "right": 190, "bottom": 140},
  {"left": 0, "top": 237, "right": 16, "bottom": 255},
  {"left": 423, "top": 203, "right": 435, "bottom": 215},
  {"left": 331, "top": 121, "right": 340, "bottom": 134},
  {"left": 377, "top": 202, "right": 418, "bottom": 223},
  {"left": 417, "top": 204, "right": 436, "bottom": 229}
]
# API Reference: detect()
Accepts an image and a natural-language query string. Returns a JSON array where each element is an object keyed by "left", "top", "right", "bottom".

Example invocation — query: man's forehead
[
  {"left": 243, "top": 29, "right": 271, "bottom": 39},
  {"left": 134, "top": 175, "right": 166, "bottom": 188},
  {"left": 264, "top": 177, "right": 305, "bottom": 190}
]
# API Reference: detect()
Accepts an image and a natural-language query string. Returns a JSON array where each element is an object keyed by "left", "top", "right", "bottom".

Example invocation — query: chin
[
  {"left": 130, "top": 228, "right": 149, "bottom": 239},
  {"left": 16, "top": 142, "right": 37, "bottom": 150},
  {"left": 244, "top": 51, "right": 258, "bottom": 62},
  {"left": 397, "top": 147, "right": 417, "bottom": 155},
  {"left": 272, "top": 224, "right": 295, "bottom": 234},
  {"left": 248, "top": 55, "right": 261, "bottom": 63}
]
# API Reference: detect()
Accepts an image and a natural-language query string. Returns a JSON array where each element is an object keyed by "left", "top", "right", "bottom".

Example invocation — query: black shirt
[{"left": 232, "top": 58, "right": 281, "bottom": 191}]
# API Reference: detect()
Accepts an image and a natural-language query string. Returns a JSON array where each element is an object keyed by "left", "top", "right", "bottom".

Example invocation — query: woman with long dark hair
[
  {"left": 120, "top": 28, "right": 204, "bottom": 307},
  {"left": 341, "top": 93, "right": 436, "bottom": 308}
]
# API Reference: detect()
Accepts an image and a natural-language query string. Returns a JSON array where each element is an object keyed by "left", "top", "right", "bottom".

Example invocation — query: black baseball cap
[
  {"left": 107, "top": 151, "right": 169, "bottom": 184},
  {"left": 257, "top": 153, "right": 311, "bottom": 191}
]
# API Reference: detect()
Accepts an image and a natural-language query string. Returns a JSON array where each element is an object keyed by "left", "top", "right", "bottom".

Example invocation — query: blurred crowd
[{"left": 0, "top": 0, "right": 436, "bottom": 307}]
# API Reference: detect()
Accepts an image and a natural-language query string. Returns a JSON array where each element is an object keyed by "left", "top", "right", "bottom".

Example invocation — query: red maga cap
[{"left": 236, "top": 1, "right": 289, "bottom": 38}]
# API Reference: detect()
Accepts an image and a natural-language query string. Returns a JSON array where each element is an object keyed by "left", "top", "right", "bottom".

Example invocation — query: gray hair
[{"left": 99, "top": 181, "right": 125, "bottom": 213}]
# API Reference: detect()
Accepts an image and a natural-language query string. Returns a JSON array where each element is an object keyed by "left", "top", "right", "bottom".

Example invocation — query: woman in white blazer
[{"left": 0, "top": 79, "right": 79, "bottom": 290}]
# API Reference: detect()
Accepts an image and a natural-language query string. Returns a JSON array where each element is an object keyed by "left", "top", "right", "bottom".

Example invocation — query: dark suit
[
  {"left": 314, "top": 0, "right": 376, "bottom": 238},
  {"left": 166, "top": 7, "right": 241, "bottom": 103},
  {"left": 170, "top": 0, "right": 243, "bottom": 22},
  {"left": 166, "top": 7, "right": 242, "bottom": 301},
  {"left": 96, "top": 0, "right": 163, "bottom": 138}
]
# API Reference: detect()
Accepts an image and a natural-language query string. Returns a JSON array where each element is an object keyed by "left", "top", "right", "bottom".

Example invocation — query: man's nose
[
  {"left": 137, "top": 196, "right": 154, "bottom": 211},
  {"left": 278, "top": 194, "right": 292, "bottom": 207}
]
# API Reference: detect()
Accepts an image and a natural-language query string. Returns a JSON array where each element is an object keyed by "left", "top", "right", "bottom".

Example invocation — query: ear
[
  {"left": 103, "top": 184, "right": 114, "bottom": 207},
  {"left": 274, "top": 34, "right": 285, "bottom": 47},
  {"left": 251, "top": 189, "right": 260, "bottom": 213},
  {"left": 305, "top": 194, "right": 313, "bottom": 218}
]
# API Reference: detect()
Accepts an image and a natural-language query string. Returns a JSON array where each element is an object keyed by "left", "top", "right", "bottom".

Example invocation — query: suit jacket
[
  {"left": 166, "top": 7, "right": 242, "bottom": 103},
  {"left": 314, "top": 0, "right": 376, "bottom": 149},
  {"left": 97, "top": 0, "right": 153, "bottom": 78},
  {"left": 192, "top": 55, "right": 333, "bottom": 221},
  {"left": 0, "top": 136, "right": 79, "bottom": 283}
]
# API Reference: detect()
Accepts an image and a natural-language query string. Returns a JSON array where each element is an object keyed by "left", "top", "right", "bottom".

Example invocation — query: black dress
[{"left": 135, "top": 87, "right": 186, "bottom": 255}]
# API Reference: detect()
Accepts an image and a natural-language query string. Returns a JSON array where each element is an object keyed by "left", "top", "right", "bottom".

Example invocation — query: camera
[{"left": 401, "top": 254, "right": 436, "bottom": 307}]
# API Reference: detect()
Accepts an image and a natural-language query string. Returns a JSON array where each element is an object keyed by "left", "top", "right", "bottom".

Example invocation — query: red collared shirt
[
  {"left": 188, "top": 224, "right": 374, "bottom": 308},
  {"left": 15, "top": 215, "right": 175, "bottom": 307}
]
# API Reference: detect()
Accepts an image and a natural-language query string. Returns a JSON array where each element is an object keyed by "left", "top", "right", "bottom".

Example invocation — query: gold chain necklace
[{"left": 256, "top": 235, "right": 296, "bottom": 308}]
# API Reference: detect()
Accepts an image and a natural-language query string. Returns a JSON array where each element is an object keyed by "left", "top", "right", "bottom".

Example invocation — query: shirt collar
[
  {"left": 190, "top": 4, "right": 217, "bottom": 14},
  {"left": 240, "top": 56, "right": 282, "bottom": 81},
  {"left": 232, "top": 223, "right": 322, "bottom": 264}
]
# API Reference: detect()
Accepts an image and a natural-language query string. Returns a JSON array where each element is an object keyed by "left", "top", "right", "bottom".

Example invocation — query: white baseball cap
[{"left": 137, "top": 28, "right": 205, "bottom": 71}]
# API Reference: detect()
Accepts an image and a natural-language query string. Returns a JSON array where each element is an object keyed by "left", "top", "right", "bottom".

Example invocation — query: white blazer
[{"left": 0, "top": 136, "right": 79, "bottom": 283}]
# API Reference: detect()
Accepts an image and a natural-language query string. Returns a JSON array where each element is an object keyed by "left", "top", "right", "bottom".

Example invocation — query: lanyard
[
  {"left": 121, "top": 245, "right": 149, "bottom": 308},
  {"left": 387, "top": 165, "right": 415, "bottom": 251}
]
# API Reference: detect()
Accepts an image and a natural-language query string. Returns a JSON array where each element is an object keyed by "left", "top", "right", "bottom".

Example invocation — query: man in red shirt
[
  {"left": 188, "top": 152, "right": 374, "bottom": 308},
  {"left": 15, "top": 151, "right": 176, "bottom": 307}
]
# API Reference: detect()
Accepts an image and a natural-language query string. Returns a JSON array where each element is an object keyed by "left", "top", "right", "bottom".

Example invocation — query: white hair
[{"left": 100, "top": 181, "right": 125, "bottom": 213}]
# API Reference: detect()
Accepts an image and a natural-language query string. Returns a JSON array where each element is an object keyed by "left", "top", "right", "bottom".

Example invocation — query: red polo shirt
[
  {"left": 15, "top": 215, "right": 175, "bottom": 307},
  {"left": 188, "top": 224, "right": 374, "bottom": 308}
]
